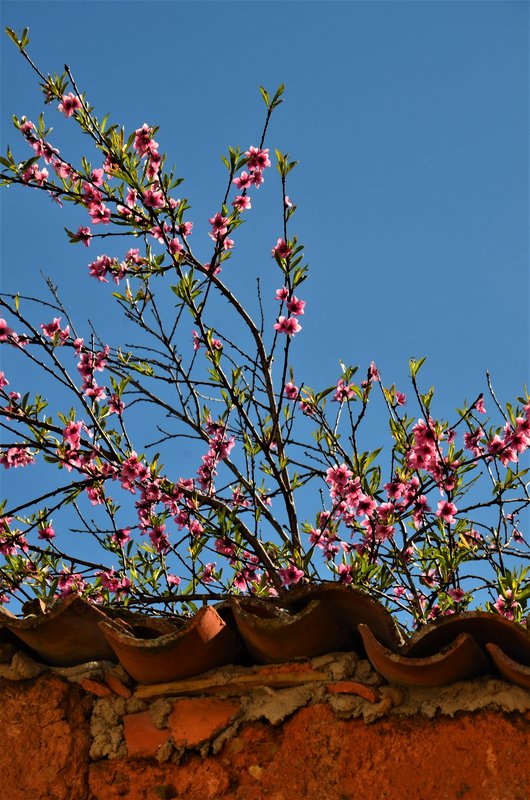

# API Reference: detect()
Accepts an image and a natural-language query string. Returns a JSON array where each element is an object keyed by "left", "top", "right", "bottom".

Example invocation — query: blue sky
[{"left": 0, "top": 1, "right": 528, "bottom": 590}]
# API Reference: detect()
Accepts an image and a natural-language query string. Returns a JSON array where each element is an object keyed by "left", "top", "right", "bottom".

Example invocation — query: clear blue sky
[{"left": 0, "top": 1, "right": 528, "bottom": 577}]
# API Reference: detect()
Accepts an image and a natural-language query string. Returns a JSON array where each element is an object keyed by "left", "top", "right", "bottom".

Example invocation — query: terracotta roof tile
[
  {"left": 98, "top": 605, "right": 239, "bottom": 684},
  {"left": 2, "top": 584, "right": 530, "bottom": 692}
]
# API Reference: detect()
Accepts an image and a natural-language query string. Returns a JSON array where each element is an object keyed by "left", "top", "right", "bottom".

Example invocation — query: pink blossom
[
  {"left": 53, "top": 159, "right": 72, "bottom": 179},
  {"left": 474, "top": 397, "right": 486, "bottom": 414},
  {"left": 91, "top": 168, "right": 104, "bottom": 186},
  {"left": 169, "top": 239, "right": 184, "bottom": 256},
  {"left": 38, "top": 525, "right": 55, "bottom": 541},
  {"left": 58, "top": 92, "right": 81, "bottom": 117},
  {"left": 76, "top": 226, "right": 92, "bottom": 247},
  {"left": 167, "top": 574, "right": 181, "bottom": 586},
  {"left": 396, "top": 391, "right": 407, "bottom": 406},
  {"left": 250, "top": 170, "right": 264, "bottom": 188},
  {"left": 112, "top": 528, "right": 131, "bottom": 547},
  {"left": 285, "top": 195, "right": 293, "bottom": 207},
  {"left": 209, "top": 212, "right": 229, "bottom": 238},
  {"left": 0, "top": 372, "right": 8, "bottom": 389},
  {"left": 284, "top": 382, "right": 299, "bottom": 400},
  {"left": 201, "top": 563, "right": 217, "bottom": 584},
  {"left": 436, "top": 500, "right": 458, "bottom": 524},
  {"left": 83, "top": 183, "right": 102, "bottom": 204},
  {"left": 286, "top": 296, "right": 306, "bottom": 316},
  {"left": 41, "top": 317, "right": 69, "bottom": 344},
  {"left": 144, "top": 188, "right": 165, "bottom": 209},
  {"left": 0, "top": 446, "right": 35, "bottom": 469},
  {"left": 0, "top": 319, "right": 15, "bottom": 341},
  {"left": 233, "top": 171, "right": 252, "bottom": 190},
  {"left": 494, "top": 589, "right": 520, "bottom": 621},
  {"left": 271, "top": 238, "right": 292, "bottom": 259},
  {"left": 333, "top": 379, "right": 355, "bottom": 403},
  {"left": 233, "top": 195, "right": 251, "bottom": 212},
  {"left": 369, "top": 361, "right": 380, "bottom": 382},
  {"left": 89, "top": 203, "right": 111, "bottom": 225},
  {"left": 126, "top": 188, "right": 137, "bottom": 208},
  {"left": 275, "top": 286, "right": 289, "bottom": 302},
  {"left": 178, "top": 221, "right": 193, "bottom": 236},
  {"left": 108, "top": 394, "right": 124, "bottom": 415},
  {"left": 88, "top": 254, "right": 115, "bottom": 282},
  {"left": 273, "top": 316, "right": 301, "bottom": 336},
  {"left": 337, "top": 563, "right": 353, "bottom": 584},
  {"left": 245, "top": 146, "right": 271, "bottom": 171},
  {"left": 278, "top": 562, "right": 305, "bottom": 587},
  {"left": 134, "top": 124, "right": 158, "bottom": 157}
]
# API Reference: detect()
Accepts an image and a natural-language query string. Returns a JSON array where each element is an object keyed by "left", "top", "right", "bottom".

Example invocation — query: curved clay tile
[
  {"left": 283, "top": 583, "right": 401, "bottom": 652},
  {"left": 230, "top": 597, "right": 345, "bottom": 663},
  {"left": 0, "top": 595, "right": 115, "bottom": 666},
  {"left": 485, "top": 642, "right": 530, "bottom": 690},
  {"left": 99, "top": 605, "right": 239, "bottom": 684},
  {"left": 403, "top": 612, "right": 530, "bottom": 666},
  {"left": 358, "top": 623, "right": 489, "bottom": 686}
]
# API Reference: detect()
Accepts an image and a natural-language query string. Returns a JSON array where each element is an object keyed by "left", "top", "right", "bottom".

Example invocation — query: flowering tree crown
[{"left": 1, "top": 27, "right": 529, "bottom": 628}]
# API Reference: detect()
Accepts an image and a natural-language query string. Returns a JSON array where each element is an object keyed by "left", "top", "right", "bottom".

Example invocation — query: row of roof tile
[{"left": 1, "top": 584, "right": 529, "bottom": 691}]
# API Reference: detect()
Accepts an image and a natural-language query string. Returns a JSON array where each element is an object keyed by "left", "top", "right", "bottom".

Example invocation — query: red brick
[
  {"left": 104, "top": 670, "right": 132, "bottom": 698},
  {"left": 124, "top": 711, "right": 170, "bottom": 758},
  {"left": 80, "top": 677, "right": 112, "bottom": 698},
  {"left": 168, "top": 697, "right": 240, "bottom": 746},
  {"left": 326, "top": 681, "right": 380, "bottom": 703}
]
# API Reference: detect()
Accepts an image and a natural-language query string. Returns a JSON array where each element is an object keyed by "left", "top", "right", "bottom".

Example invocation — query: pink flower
[
  {"left": 134, "top": 124, "right": 158, "bottom": 157},
  {"left": 0, "top": 446, "right": 35, "bottom": 469},
  {"left": 396, "top": 391, "right": 407, "bottom": 406},
  {"left": 126, "top": 188, "right": 137, "bottom": 208},
  {"left": 168, "top": 239, "right": 183, "bottom": 257},
  {"left": 233, "top": 195, "right": 251, "bottom": 212},
  {"left": 0, "top": 372, "right": 8, "bottom": 389},
  {"left": 286, "top": 296, "right": 306, "bottom": 316},
  {"left": 284, "top": 195, "right": 293, "bottom": 207},
  {"left": 38, "top": 525, "right": 55, "bottom": 541},
  {"left": 108, "top": 394, "right": 124, "bottom": 415},
  {"left": 273, "top": 316, "right": 301, "bottom": 336},
  {"left": 144, "top": 188, "right": 165, "bottom": 209},
  {"left": 76, "top": 226, "right": 92, "bottom": 247},
  {"left": 275, "top": 286, "right": 289, "bottom": 302},
  {"left": 89, "top": 203, "right": 111, "bottom": 225},
  {"left": 167, "top": 574, "right": 181, "bottom": 586},
  {"left": 333, "top": 379, "right": 355, "bottom": 403},
  {"left": 278, "top": 562, "right": 304, "bottom": 587},
  {"left": 245, "top": 146, "right": 271, "bottom": 171},
  {"left": 112, "top": 528, "right": 131, "bottom": 547},
  {"left": 233, "top": 171, "right": 252, "bottom": 190},
  {"left": 369, "top": 361, "right": 380, "bottom": 382},
  {"left": 475, "top": 397, "right": 486, "bottom": 414},
  {"left": 209, "top": 212, "right": 229, "bottom": 239},
  {"left": 284, "top": 382, "right": 299, "bottom": 400},
  {"left": 91, "top": 168, "right": 104, "bottom": 186},
  {"left": 272, "top": 238, "right": 292, "bottom": 259},
  {"left": 436, "top": 500, "right": 458, "bottom": 524},
  {"left": 201, "top": 563, "right": 217, "bottom": 584},
  {"left": 58, "top": 92, "right": 81, "bottom": 117},
  {"left": 0, "top": 319, "right": 15, "bottom": 341},
  {"left": 178, "top": 220, "right": 193, "bottom": 237}
]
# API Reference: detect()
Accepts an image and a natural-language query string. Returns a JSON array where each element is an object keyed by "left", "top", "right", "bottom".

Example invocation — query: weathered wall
[{"left": 2, "top": 653, "right": 530, "bottom": 800}]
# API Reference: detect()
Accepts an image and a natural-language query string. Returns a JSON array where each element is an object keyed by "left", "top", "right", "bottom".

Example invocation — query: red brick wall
[{"left": 2, "top": 672, "right": 530, "bottom": 800}]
